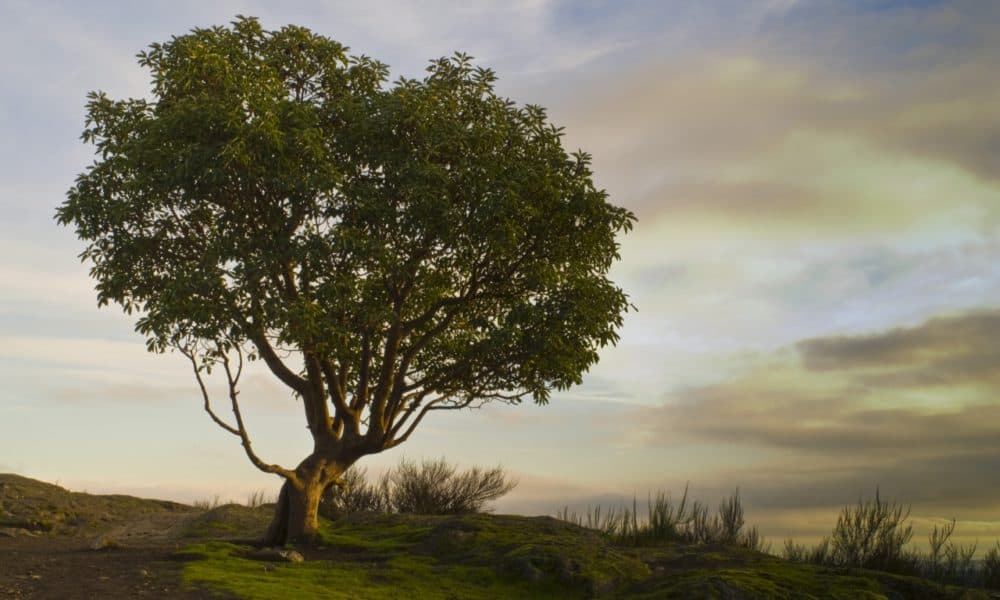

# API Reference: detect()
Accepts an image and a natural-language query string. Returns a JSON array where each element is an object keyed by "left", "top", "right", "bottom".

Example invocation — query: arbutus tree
[{"left": 56, "top": 17, "right": 635, "bottom": 545}]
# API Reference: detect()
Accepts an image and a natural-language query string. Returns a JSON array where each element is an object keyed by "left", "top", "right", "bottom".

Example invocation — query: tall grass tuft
[
  {"left": 192, "top": 495, "right": 222, "bottom": 510},
  {"left": 983, "top": 542, "right": 1000, "bottom": 590},
  {"left": 245, "top": 489, "right": 270, "bottom": 508},
  {"left": 557, "top": 486, "right": 768, "bottom": 552},
  {"left": 784, "top": 489, "right": 1000, "bottom": 590}
]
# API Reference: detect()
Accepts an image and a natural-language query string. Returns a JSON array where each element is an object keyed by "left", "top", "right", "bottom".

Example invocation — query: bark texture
[{"left": 262, "top": 455, "right": 350, "bottom": 546}]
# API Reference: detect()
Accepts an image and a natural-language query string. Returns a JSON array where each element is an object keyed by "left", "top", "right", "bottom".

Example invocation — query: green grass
[
  {"left": 179, "top": 513, "right": 648, "bottom": 599},
  {"left": 177, "top": 513, "right": 995, "bottom": 599},
  {"left": 4, "top": 473, "right": 995, "bottom": 598},
  {"left": 622, "top": 544, "right": 991, "bottom": 599}
]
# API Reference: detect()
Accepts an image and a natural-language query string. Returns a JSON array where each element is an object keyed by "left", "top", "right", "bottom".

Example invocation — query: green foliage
[
  {"left": 55, "top": 15, "right": 635, "bottom": 420},
  {"left": 319, "top": 458, "right": 516, "bottom": 519}
]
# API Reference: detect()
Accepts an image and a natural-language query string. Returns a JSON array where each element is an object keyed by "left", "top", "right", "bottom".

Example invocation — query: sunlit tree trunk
[{"left": 262, "top": 454, "right": 351, "bottom": 546}]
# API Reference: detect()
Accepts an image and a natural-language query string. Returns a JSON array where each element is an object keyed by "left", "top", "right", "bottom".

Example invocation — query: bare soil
[
  {"left": 0, "top": 534, "right": 220, "bottom": 599},
  {"left": 0, "top": 474, "right": 255, "bottom": 599}
]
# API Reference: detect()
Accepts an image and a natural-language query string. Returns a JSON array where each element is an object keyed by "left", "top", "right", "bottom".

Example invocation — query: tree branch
[
  {"left": 180, "top": 345, "right": 240, "bottom": 436},
  {"left": 369, "top": 321, "right": 403, "bottom": 433},
  {"left": 352, "top": 330, "right": 371, "bottom": 412},
  {"left": 386, "top": 394, "right": 481, "bottom": 448},
  {"left": 246, "top": 324, "right": 310, "bottom": 397},
  {"left": 218, "top": 344, "right": 296, "bottom": 479},
  {"left": 384, "top": 308, "right": 460, "bottom": 426},
  {"left": 319, "top": 356, "right": 359, "bottom": 435}
]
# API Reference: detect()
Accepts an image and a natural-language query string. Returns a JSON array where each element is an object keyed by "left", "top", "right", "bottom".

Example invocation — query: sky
[{"left": 1, "top": 0, "right": 998, "bottom": 550}]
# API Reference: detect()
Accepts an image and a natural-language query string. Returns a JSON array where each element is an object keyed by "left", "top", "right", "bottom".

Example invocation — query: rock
[
  {"left": 90, "top": 535, "right": 119, "bottom": 550},
  {"left": 248, "top": 548, "right": 305, "bottom": 563}
]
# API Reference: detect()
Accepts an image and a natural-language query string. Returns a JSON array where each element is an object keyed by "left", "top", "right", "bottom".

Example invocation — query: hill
[{"left": 1, "top": 474, "right": 996, "bottom": 599}]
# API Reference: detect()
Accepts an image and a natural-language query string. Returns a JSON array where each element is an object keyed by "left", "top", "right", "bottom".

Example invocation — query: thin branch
[
  {"left": 218, "top": 344, "right": 296, "bottom": 479},
  {"left": 384, "top": 308, "right": 461, "bottom": 423},
  {"left": 352, "top": 331, "right": 372, "bottom": 412},
  {"left": 369, "top": 321, "right": 403, "bottom": 432},
  {"left": 319, "top": 357, "right": 358, "bottom": 435},
  {"left": 180, "top": 344, "right": 239, "bottom": 436},
  {"left": 386, "top": 394, "right": 481, "bottom": 448}
]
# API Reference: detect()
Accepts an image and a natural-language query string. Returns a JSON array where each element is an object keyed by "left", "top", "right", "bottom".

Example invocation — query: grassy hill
[
  {"left": 177, "top": 512, "right": 996, "bottom": 599},
  {"left": 2, "top": 473, "right": 997, "bottom": 599},
  {"left": 0, "top": 473, "right": 197, "bottom": 537}
]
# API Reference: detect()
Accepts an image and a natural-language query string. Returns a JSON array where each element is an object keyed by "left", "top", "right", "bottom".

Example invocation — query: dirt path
[{"left": 0, "top": 511, "right": 229, "bottom": 599}]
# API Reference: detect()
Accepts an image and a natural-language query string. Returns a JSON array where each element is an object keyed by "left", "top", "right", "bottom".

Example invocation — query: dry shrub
[{"left": 320, "top": 458, "right": 515, "bottom": 519}]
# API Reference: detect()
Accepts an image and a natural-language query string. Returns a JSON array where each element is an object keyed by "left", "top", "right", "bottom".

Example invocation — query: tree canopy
[{"left": 56, "top": 16, "right": 634, "bottom": 541}]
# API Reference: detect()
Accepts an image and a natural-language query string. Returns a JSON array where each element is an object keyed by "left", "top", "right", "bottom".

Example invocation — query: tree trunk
[
  {"left": 263, "top": 454, "right": 354, "bottom": 546},
  {"left": 263, "top": 478, "right": 326, "bottom": 546}
]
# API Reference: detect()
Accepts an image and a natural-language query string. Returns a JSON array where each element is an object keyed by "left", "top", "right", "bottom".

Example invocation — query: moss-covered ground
[
  {"left": 179, "top": 513, "right": 647, "bottom": 599},
  {"left": 177, "top": 513, "right": 996, "bottom": 599},
  {"left": 2, "top": 474, "right": 994, "bottom": 598}
]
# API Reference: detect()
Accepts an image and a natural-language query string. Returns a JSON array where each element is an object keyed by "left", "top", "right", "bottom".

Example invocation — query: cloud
[
  {"left": 797, "top": 309, "right": 1000, "bottom": 375},
  {"left": 736, "top": 450, "right": 1000, "bottom": 515},
  {"left": 548, "top": 2, "right": 1000, "bottom": 238},
  {"left": 665, "top": 391, "right": 1000, "bottom": 458},
  {"left": 634, "top": 308, "right": 1000, "bottom": 517}
]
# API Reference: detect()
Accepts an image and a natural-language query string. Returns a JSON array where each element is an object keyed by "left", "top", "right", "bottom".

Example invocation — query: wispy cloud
[
  {"left": 798, "top": 309, "right": 1000, "bottom": 379},
  {"left": 634, "top": 309, "right": 1000, "bottom": 520}
]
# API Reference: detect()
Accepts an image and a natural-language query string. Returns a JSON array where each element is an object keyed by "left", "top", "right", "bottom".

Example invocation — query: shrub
[
  {"left": 921, "top": 519, "right": 978, "bottom": 584},
  {"left": 319, "top": 467, "right": 389, "bottom": 520},
  {"left": 689, "top": 499, "right": 715, "bottom": 543},
  {"left": 647, "top": 487, "right": 690, "bottom": 542},
  {"left": 740, "top": 525, "right": 769, "bottom": 553},
  {"left": 782, "top": 492, "right": 1000, "bottom": 589},
  {"left": 983, "top": 542, "right": 1000, "bottom": 589},
  {"left": 386, "top": 458, "right": 516, "bottom": 515},
  {"left": 810, "top": 537, "right": 831, "bottom": 564},
  {"left": 556, "top": 486, "right": 767, "bottom": 551},
  {"left": 319, "top": 458, "right": 516, "bottom": 519},
  {"left": 717, "top": 488, "right": 745, "bottom": 544},
  {"left": 828, "top": 488, "right": 913, "bottom": 572}
]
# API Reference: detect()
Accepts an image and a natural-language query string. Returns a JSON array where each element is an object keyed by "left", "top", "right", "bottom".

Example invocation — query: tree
[{"left": 56, "top": 17, "right": 634, "bottom": 545}]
